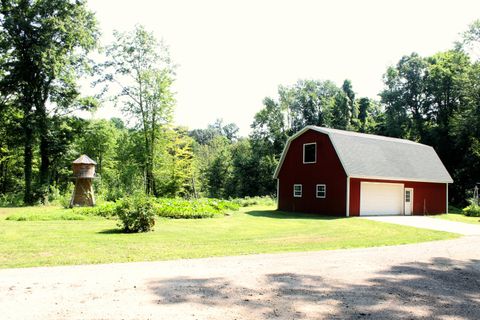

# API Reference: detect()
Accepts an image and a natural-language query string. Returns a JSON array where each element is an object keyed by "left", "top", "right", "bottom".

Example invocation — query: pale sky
[{"left": 85, "top": 0, "right": 480, "bottom": 136}]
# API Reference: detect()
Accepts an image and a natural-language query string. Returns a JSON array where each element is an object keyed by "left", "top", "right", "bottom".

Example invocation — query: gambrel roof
[{"left": 273, "top": 126, "right": 453, "bottom": 183}]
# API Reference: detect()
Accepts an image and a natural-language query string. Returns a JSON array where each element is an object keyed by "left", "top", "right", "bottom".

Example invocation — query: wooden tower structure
[{"left": 70, "top": 155, "right": 96, "bottom": 207}]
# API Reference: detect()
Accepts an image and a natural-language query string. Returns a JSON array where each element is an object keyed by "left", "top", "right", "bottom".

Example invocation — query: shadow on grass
[
  {"left": 448, "top": 205, "right": 463, "bottom": 214},
  {"left": 245, "top": 209, "right": 343, "bottom": 220},
  {"left": 148, "top": 257, "right": 480, "bottom": 319},
  {"left": 97, "top": 228, "right": 124, "bottom": 234}
]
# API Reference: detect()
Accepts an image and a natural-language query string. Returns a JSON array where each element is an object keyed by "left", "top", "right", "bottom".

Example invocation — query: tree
[
  {"left": 357, "top": 97, "right": 370, "bottom": 132},
  {"left": 203, "top": 136, "right": 233, "bottom": 198},
  {"left": 0, "top": 102, "right": 23, "bottom": 196},
  {"left": 457, "top": 19, "right": 480, "bottom": 60},
  {"left": 342, "top": 79, "right": 357, "bottom": 120},
  {"left": 75, "top": 119, "right": 119, "bottom": 196},
  {"left": 380, "top": 53, "right": 429, "bottom": 140},
  {"left": 77, "top": 119, "right": 118, "bottom": 177},
  {"left": 354, "top": 97, "right": 382, "bottom": 133},
  {"left": 284, "top": 80, "right": 339, "bottom": 132},
  {"left": 448, "top": 59, "right": 480, "bottom": 204},
  {"left": 251, "top": 97, "right": 288, "bottom": 156},
  {"left": 0, "top": 0, "right": 99, "bottom": 203},
  {"left": 155, "top": 127, "right": 195, "bottom": 197},
  {"left": 331, "top": 91, "right": 350, "bottom": 130},
  {"left": 103, "top": 25, "right": 175, "bottom": 195}
]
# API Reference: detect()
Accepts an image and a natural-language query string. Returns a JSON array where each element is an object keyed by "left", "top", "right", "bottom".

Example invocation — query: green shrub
[
  {"left": 72, "top": 202, "right": 117, "bottom": 218},
  {"left": 115, "top": 195, "right": 156, "bottom": 233},
  {"left": 463, "top": 203, "right": 480, "bottom": 217},
  {"left": 153, "top": 198, "right": 240, "bottom": 219},
  {"left": 231, "top": 196, "right": 276, "bottom": 207},
  {"left": 0, "top": 192, "right": 24, "bottom": 207},
  {"left": 6, "top": 212, "right": 87, "bottom": 221}
]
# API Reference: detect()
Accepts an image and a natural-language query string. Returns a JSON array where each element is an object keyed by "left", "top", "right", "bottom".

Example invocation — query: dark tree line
[{"left": 0, "top": 0, "right": 99, "bottom": 204}]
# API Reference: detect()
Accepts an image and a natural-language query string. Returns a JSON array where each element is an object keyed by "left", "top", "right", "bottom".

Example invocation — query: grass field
[
  {"left": 435, "top": 213, "right": 480, "bottom": 224},
  {"left": 0, "top": 205, "right": 459, "bottom": 269}
]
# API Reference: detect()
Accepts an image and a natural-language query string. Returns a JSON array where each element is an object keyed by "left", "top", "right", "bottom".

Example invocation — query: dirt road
[{"left": 1, "top": 236, "right": 479, "bottom": 319}]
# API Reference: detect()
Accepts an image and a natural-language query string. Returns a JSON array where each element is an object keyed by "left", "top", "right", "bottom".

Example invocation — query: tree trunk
[
  {"left": 0, "top": 154, "right": 7, "bottom": 194},
  {"left": 37, "top": 106, "right": 50, "bottom": 203},
  {"left": 23, "top": 114, "right": 34, "bottom": 205}
]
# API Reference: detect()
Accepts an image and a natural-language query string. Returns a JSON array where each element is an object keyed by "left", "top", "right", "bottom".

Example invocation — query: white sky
[{"left": 85, "top": 0, "right": 480, "bottom": 136}]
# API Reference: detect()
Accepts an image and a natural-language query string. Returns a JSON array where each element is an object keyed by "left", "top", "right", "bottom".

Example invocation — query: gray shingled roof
[
  {"left": 274, "top": 126, "right": 453, "bottom": 183},
  {"left": 72, "top": 154, "right": 97, "bottom": 165}
]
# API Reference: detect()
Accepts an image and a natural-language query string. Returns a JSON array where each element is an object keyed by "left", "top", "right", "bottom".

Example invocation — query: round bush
[
  {"left": 463, "top": 203, "right": 480, "bottom": 217},
  {"left": 116, "top": 196, "right": 156, "bottom": 233}
]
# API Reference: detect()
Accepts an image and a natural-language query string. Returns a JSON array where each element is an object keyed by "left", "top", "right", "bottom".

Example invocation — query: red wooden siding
[
  {"left": 349, "top": 178, "right": 447, "bottom": 216},
  {"left": 277, "top": 129, "right": 347, "bottom": 215}
]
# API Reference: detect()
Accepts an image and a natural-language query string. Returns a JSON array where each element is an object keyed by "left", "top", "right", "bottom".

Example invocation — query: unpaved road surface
[
  {"left": 363, "top": 216, "right": 480, "bottom": 235},
  {"left": 1, "top": 236, "right": 479, "bottom": 320}
]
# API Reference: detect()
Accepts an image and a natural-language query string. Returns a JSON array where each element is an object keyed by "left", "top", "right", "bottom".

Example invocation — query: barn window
[
  {"left": 303, "top": 143, "right": 316, "bottom": 163},
  {"left": 316, "top": 184, "right": 326, "bottom": 198},
  {"left": 293, "top": 184, "right": 302, "bottom": 197}
]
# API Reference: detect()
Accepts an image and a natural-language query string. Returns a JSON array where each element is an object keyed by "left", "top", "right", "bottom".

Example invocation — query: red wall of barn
[
  {"left": 278, "top": 130, "right": 347, "bottom": 216},
  {"left": 349, "top": 178, "right": 447, "bottom": 216}
]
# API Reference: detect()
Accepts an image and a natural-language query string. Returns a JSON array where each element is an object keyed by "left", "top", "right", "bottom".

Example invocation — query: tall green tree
[
  {"left": 331, "top": 91, "right": 350, "bottom": 129},
  {"left": 0, "top": 102, "right": 23, "bottom": 196},
  {"left": 357, "top": 97, "right": 370, "bottom": 132},
  {"left": 457, "top": 19, "right": 480, "bottom": 60},
  {"left": 77, "top": 119, "right": 118, "bottom": 177},
  {"left": 250, "top": 97, "right": 287, "bottom": 156},
  {"left": 0, "top": 0, "right": 99, "bottom": 203},
  {"left": 380, "top": 53, "right": 429, "bottom": 140},
  {"left": 284, "top": 80, "right": 339, "bottom": 132},
  {"left": 202, "top": 136, "right": 233, "bottom": 198},
  {"left": 155, "top": 127, "right": 195, "bottom": 197},
  {"left": 342, "top": 79, "right": 357, "bottom": 120},
  {"left": 103, "top": 25, "right": 175, "bottom": 195}
]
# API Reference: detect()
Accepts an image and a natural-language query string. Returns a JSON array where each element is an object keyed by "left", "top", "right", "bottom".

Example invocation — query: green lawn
[
  {"left": 431, "top": 206, "right": 480, "bottom": 225},
  {"left": 0, "top": 205, "right": 459, "bottom": 269},
  {"left": 434, "top": 213, "right": 480, "bottom": 225}
]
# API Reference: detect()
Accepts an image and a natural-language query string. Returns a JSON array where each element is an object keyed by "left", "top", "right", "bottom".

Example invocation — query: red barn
[{"left": 274, "top": 126, "right": 453, "bottom": 216}]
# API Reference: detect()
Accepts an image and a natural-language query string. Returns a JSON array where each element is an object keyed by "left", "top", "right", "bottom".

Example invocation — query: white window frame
[
  {"left": 303, "top": 142, "right": 317, "bottom": 164},
  {"left": 316, "top": 184, "right": 326, "bottom": 198},
  {"left": 293, "top": 184, "right": 302, "bottom": 198}
]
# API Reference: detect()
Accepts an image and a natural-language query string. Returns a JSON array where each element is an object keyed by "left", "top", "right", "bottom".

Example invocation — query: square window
[
  {"left": 316, "top": 184, "right": 326, "bottom": 198},
  {"left": 303, "top": 143, "right": 316, "bottom": 163},
  {"left": 293, "top": 184, "right": 302, "bottom": 197}
]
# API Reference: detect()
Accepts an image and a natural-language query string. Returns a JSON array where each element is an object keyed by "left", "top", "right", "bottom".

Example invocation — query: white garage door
[{"left": 360, "top": 182, "right": 404, "bottom": 216}]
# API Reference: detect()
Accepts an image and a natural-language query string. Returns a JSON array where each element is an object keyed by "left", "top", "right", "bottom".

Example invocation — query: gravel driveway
[
  {"left": 362, "top": 216, "right": 480, "bottom": 235},
  {"left": 1, "top": 235, "right": 479, "bottom": 320}
]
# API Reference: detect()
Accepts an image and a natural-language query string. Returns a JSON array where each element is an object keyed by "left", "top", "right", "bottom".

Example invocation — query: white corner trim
[
  {"left": 346, "top": 176, "right": 350, "bottom": 217},
  {"left": 276, "top": 179, "right": 279, "bottom": 209},
  {"left": 446, "top": 183, "right": 449, "bottom": 214}
]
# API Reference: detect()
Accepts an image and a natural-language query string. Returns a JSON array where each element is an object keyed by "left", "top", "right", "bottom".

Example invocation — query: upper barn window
[{"left": 303, "top": 143, "right": 317, "bottom": 164}]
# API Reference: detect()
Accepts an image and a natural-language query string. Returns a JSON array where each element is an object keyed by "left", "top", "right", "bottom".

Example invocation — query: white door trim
[{"left": 404, "top": 188, "right": 413, "bottom": 215}]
